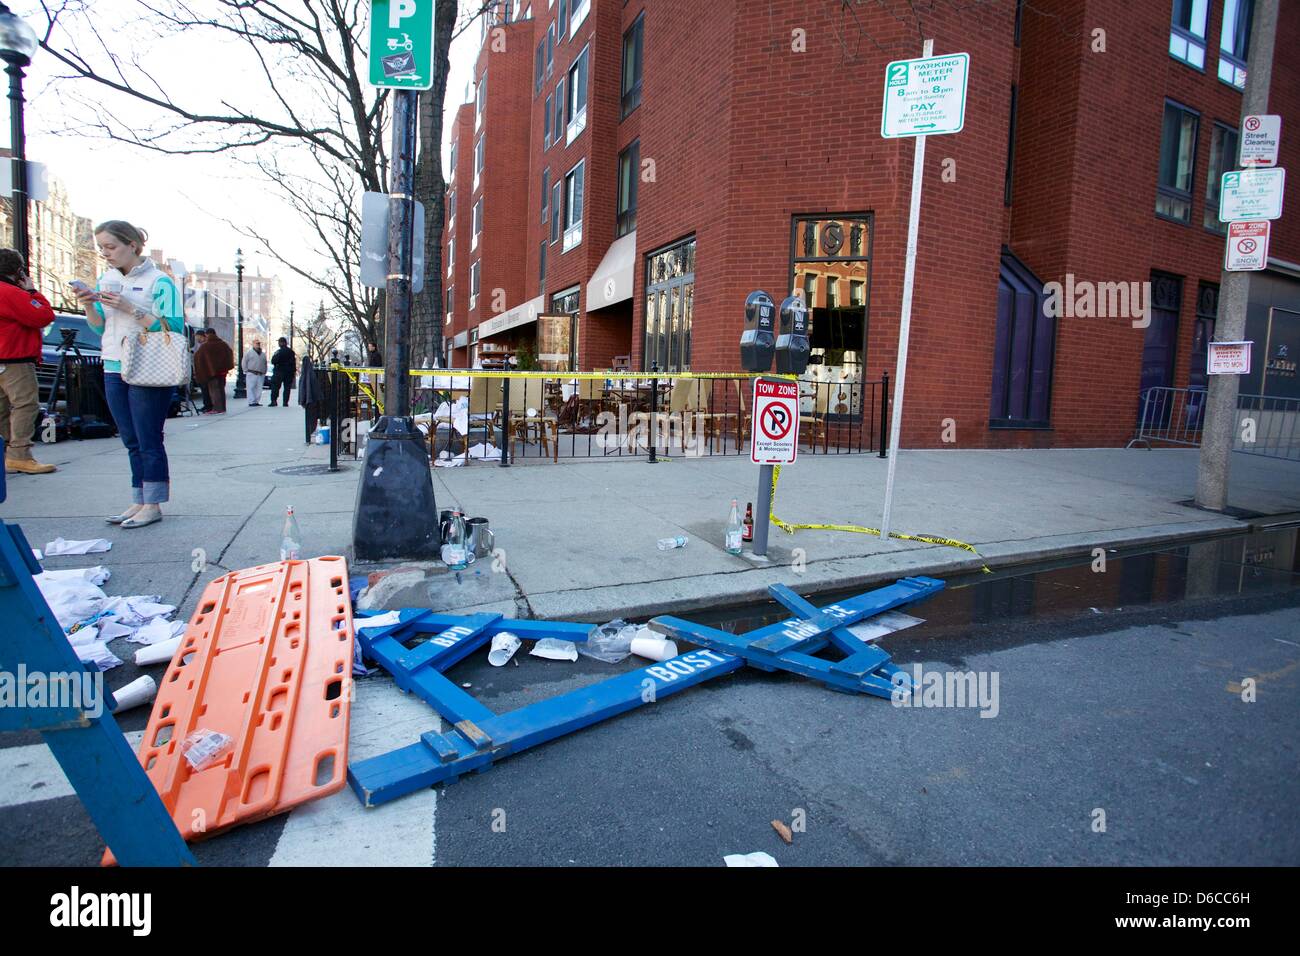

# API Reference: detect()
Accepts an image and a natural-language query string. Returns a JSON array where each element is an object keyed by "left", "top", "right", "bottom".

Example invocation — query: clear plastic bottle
[
  {"left": 657, "top": 535, "right": 688, "bottom": 551},
  {"left": 725, "top": 499, "right": 743, "bottom": 555},
  {"left": 280, "top": 506, "right": 302, "bottom": 560},
  {"left": 444, "top": 512, "right": 469, "bottom": 570}
]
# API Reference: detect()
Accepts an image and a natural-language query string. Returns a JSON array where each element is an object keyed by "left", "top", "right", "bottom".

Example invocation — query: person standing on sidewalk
[
  {"left": 242, "top": 337, "right": 267, "bottom": 406},
  {"left": 0, "top": 249, "right": 57, "bottom": 475},
  {"left": 268, "top": 336, "right": 296, "bottom": 407},
  {"left": 73, "top": 220, "right": 184, "bottom": 528},
  {"left": 193, "top": 327, "right": 233, "bottom": 414},
  {"left": 192, "top": 330, "right": 212, "bottom": 413}
]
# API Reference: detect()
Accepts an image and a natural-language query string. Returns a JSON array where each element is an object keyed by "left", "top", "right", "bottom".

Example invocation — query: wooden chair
[
  {"left": 509, "top": 377, "right": 559, "bottom": 462},
  {"left": 800, "top": 382, "right": 829, "bottom": 450},
  {"left": 685, "top": 379, "right": 735, "bottom": 452}
]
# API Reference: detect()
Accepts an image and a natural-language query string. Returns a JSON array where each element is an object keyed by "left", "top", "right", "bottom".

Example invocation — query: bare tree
[{"left": 298, "top": 302, "right": 342, "bottom": 366}]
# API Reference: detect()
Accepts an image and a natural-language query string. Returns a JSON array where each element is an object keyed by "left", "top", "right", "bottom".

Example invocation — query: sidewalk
[{"left": 3, "top": 396, "right": 1298, "bottom": 625}]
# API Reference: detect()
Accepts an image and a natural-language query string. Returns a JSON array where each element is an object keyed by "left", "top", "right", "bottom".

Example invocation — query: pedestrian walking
[
  {"left": 193, "top": 326, "right": 234, "bottom": 414},
  {"left": 73, "top": 220, "right": 184, "bottom": 528},
  {"left": 192, "top": 329, "right": 212, "bottom": 413},
  {"left": 268, "top": 336, "right": 296, "bottom": 407},
  {"left": 0, "top": 248, "right": 57, "bottom": 475},
  {"left": 242, "top": 337, "right": 268, "bottom": 406}
]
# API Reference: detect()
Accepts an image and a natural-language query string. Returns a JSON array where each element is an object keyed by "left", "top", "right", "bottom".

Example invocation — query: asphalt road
[{"left": 3, "top": 570, "right": 1297, "bottom": 867}]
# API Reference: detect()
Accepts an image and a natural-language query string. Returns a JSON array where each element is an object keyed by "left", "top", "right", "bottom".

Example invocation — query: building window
[
  {"left": 543, "top": 93, "right": 553, "bottom": 148},
  {"left": 617, "top": 140, "right": 639, "bottom": 237},
  {"left": 643, "top": 237, "right": 696, "bottom": 372},
  {"left": 621, "top": 12, "right": 644, "bottom": 119},
  {"left": 1169, "top": 0, "right": 1207, "bottom": 69},
  {"left": 1218, "top": 0, "right": 1253, "bottom": 89},
  {"left": 1156, "top": 100, "right": 1198, "bottom": 224},
  {"left": 446, "top": 287, "right": 454, "bottom": 323},
  {"left": 550, "top": 179, "right": 562, "bottom": 243},
  {"left": 472, "top": 198, "right": 483, "bottom": 250},
  {"left": 449, "top": 140, "right": 458, "bottom": 175},
  {"left": 826, "top": 277, "right": 838, "bottom": 309},
  {"left": 541, "top": 168, "right": 550, "bottom": 223},
  {"left": 1139, "top": 273, "right": 1183, "bottom": 423},
  {"left": 570, "top": 0, "right": 589, "bottom": 36},
  {"left": 563, "top": 159, "right": 585, "bottom": 252},
  {"left": 447, "top": 189, "right": 456, "bottom": 230},
  {"left": 558, "top": 0, "right": 568, "bottom": 40},
  {"left": 1004, "top": 85, "right": 1019, "bottom": 206},
  {"left": 849, "top": 280, "right": 865, "bottom": 306},
  {"left": 553, "top": 77, "right": 565, "bottom": 148},
  {"left": 551, "top": 285, "right": 581, "bottom": 370},
  {"left": 1190, "top": 282, "right": 1218, "bottom": 395},
  {"left": 535, "top": 40, "right": 544, "bottom": 94},
  {"left": 545, "top": 22, "right": 555, "bottom": 77},
  {"left": 447, "top": 237, "right": 454, "bottom": 275},
  {"left": 470, "top": 260, "right": 481, "bottom": 311},
  {"left": 989, "top": 249, "right": 1054, "bottom": 428},
  {"left": 1205, "top": 123, "right": 1239, "bottom": 233},
  {"left": 539, "top": 240, "right": 547, "bottom": 296},
  {"left": 566, "top": 45, "right": 589, "bottom": 144},
  {"left": 474, "top": 134, "right": 485, "bottom": 190},
  {"left": 475, "top": 72, "right": 486, "bottom": 130}
]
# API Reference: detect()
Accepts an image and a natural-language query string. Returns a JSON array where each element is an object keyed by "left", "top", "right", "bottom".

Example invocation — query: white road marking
[
  {"left": 269, "top": 677, "right": 439, "bottom": 867},
  {"left": 0, "top": 731, "right": 146, "bottom": 809}
]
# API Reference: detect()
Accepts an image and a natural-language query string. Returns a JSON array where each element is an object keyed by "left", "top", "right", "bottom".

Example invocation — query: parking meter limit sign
[{"left": 751, "top": 379, "right": 799, "bottom": 465}]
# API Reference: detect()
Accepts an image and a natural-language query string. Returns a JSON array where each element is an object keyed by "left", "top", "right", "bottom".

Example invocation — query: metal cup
[{"left": 466, "top": 517, "right": 494, "bottom": 558}]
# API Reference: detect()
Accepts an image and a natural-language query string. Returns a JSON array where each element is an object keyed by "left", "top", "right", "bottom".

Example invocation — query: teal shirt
[{"left": 90, "top": 269, "right": 185, "bottom": 372}]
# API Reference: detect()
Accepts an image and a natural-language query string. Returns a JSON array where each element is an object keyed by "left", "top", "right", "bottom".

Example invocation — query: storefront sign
[{"left": 1207, "top": 341, "right": 1253, "bottom": 375}]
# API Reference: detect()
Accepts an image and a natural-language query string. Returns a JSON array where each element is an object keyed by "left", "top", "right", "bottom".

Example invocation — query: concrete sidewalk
[{"left": 3, "top": 394, "right": 1298, "bottom": 625}]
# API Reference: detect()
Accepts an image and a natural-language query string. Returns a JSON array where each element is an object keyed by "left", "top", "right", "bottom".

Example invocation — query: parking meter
[
  {"left": 740, "top": 291, "right": 776, "bottom": 372},
  {"left": 775, "top": 295, "right": 810, "bottom": 375}
]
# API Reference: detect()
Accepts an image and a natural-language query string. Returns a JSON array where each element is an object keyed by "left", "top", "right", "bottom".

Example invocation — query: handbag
[{"left": 120, "top": 327, "right": 191, "bottom": 387}]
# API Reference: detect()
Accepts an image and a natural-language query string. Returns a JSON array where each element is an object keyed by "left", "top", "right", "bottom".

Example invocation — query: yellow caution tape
[{"left": 769, "top": 465, "right": 992, "bottom": 573}]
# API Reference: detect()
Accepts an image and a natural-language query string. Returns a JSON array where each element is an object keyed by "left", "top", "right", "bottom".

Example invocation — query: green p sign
[{"left": 370, "top": 0, "right": 435, "bottom": 90}]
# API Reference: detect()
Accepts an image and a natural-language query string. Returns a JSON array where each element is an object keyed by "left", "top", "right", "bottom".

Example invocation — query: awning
[
  {"left": 478, "top": 294, "right": 545, "bottom": 339},
  {"left": 586, "top": 230, "right": 636, "bottom": 310}
]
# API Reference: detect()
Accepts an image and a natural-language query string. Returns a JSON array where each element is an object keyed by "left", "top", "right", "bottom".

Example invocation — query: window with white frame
[
  {"left": 570, "top": 0, "right": 589, "bottom": 37},
  {"left": 566, "top": 45, "right": 589, "bottom": 144},
  {"left": 550, "top": 179, "right": 562, "bottom": 244},
  {"left": 558, "top": 0, "right": 568, "bottom": 40},
  {"left": 544, "top": 92, "right": 553, "bottom": 148},
  {"left": 447, "top": 237, "right": 454, "bottom": 275},
  {"left": 545, "top": 22, "right": 555, "bottom": 77},
  {"left": 447, "top": 189, "right": 456, "bottom": 230},
  {"left": 446, "top": 287, "right": 453, "bottom": 325},
  {"left": 449, "top": 140, "right": 458, "bottom": 175},
  {"left": 475, "top": 72, "right": 486, "bottom": 130},
  {"left": 1169, "top": 0, "right": 1208, "bottom": 69},
  {"left": 472, "top": 197, "right": 483, "bottom": 251},
  {"left": 1218, "top": 0, "right": 1253, "bottom": 89},
  {"left": 563, "top": 159, "right": 584, "bottom": 252},
  {"left": 470, "top": 260, "right": 481, "bottom": 310},
  {"left": 553, "top": 77, "right": 565, "bottom": 147},
  {"left": 541, "top": 168, "right": 550, "bottom": 223},
  {"left": 474, "top": 134, "right": 484, "bottom": 190}
]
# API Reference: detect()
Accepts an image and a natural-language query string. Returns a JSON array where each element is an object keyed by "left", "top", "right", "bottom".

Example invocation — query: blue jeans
[{"left": 104, "top": 372, "right": 173, "bottom": 504}]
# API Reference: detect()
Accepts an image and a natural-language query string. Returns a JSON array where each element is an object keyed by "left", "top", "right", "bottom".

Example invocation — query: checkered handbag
[{"left": 120, "top": 328, "right": 191, "bottom": 387}]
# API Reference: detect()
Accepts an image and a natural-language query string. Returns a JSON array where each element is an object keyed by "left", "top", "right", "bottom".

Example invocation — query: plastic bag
[
  {"left": 181, "top": 729, "right": 233, "bottom": 770},
  {"left": 578, "top": 619, "right": 637, "bottom": 663}
]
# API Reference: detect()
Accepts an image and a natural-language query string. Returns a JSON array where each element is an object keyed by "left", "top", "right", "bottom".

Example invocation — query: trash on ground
[
  {"left": 74, "top": 641, "right": 122, "bottom": 671},
  {"left": 530, "top": 638, "right": 579, "bottom": 662},
  {"left": 488, "top": 632, "right": 522, "bottom": 666},
  {"left": 43, "top": 537, "right": 113, "bottom": 556},
  {"left": 111, "top": 675, "right": 157, "bottom": 713},
  {"left": 724, "top": 851, "right": 779, "bottom": 867},
  {"left": 630, "top": 634, "right": 678, "bottom": 662},
  {"left": 134, "top": 636, "right": 182, "bottom": 666},
  {"left": 467, "top": 442, "right": 501, "bottom": 461},
  {"left": 656, "top": 535, "right": 688, "bottom": 551},
  {"left": 847, "top": 610, "right": 925, "bottom": 643},
  {"left": 34, "top": 573, "right": 108, "bottom": 630},
  {"left": 434, "top": 452, "right": 464, "bottom": 467},
  {"left": 579, "top": 620, "right": 637, "bottom": 663},
  {"left": 180, "top": 729, "right": 233, "bottom": 770},
  {"left": 129, "top": 617, "right": 185, "bottom": 645},
  {"left": 771, "top": 820, "right": 793, "bottom": 844},
  {"left": 356, "top": 610, "right": 403, "bottom": 631}
]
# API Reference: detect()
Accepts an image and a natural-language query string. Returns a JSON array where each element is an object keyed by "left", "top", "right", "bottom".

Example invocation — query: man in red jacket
[{"left": 0, "top": 248, "right": 56, "bottom": 474}]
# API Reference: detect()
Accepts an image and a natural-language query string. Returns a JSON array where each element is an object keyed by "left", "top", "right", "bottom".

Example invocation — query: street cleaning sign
[
  {"left": 369, "top": 0, "right": 434, "bottom": 90},
  {"left": 1219, "top": 168, "right": 1286, "bottom": 221},
  {"left": 1240, "top": 114, "right": 1281, "bottom": 168},
  {"left": 751, "top": 379, "right": 799, "bottom": 465},
  {"left": 1207, "top": 341, "right": 1253, "bottom": 375},
  {"left": 1224, "top": 221, "right": 1270, "bottom": 271},
  {"left": 881, "top": 52, "right": 969, "bottom": 138}
]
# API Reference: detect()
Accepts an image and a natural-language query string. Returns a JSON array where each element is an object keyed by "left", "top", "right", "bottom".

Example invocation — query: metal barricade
[
  {"left": 1128, "top": 387, "right": 1207, "bottom": 449},
  {"left": 1128, "top": 386, "right": 1300, "bottom": 461}
]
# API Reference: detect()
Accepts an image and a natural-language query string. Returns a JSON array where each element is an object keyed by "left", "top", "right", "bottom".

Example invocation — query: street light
[
  {"left": 288, "top": 301, "right": 294, "bottom": 350},
  {"left": 0, "top": 3, "right": 39, "bottom": 266},
  {"left": 233, "top": 248, "right": 246, "bottom": 398}
]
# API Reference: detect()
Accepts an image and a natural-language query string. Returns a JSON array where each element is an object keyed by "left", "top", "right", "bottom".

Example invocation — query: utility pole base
[{"left": 353, "top": 416, "right": 440, "bottom": 561}]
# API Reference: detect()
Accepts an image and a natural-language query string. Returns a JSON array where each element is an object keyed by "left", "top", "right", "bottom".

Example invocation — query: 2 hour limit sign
[{"left": 751, "top": 379, "right": 800, "bottom": 464}]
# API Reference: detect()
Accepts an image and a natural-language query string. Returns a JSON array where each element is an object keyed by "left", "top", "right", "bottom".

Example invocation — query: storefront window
[
  {"left": 790, "top": 215, "right": 872, "bottom": 417},
  {"left": 643, "top": 236, "right": 695, "bottom": 372}
]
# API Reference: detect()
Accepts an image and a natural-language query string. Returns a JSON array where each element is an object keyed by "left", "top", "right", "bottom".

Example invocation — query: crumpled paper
[{"left": 44, "top": 537, "right": 112, "bottom": 556}]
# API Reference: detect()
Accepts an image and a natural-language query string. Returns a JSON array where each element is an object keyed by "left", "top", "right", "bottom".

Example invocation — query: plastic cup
[
  {"left": 488, "top": 632, "right": 521, "bottom": 667},
  {"left": 111, "top": 674, "right": 157, "bottom": 712},
  {"left": 101, "top": 279, "right": 123, "bottom": 293},
  {"left": 630, "top": 635, "right": 678, "bottom": 662}
]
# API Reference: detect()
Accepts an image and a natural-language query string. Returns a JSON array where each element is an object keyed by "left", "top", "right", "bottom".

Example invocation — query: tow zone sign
[{"left": 751, "top": 379, "right": 799, "bottom": 464}]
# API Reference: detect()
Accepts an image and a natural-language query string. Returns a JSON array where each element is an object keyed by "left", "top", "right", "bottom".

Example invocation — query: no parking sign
[{"left": 751, "top": 379, "right": 799, "bottom": 464}]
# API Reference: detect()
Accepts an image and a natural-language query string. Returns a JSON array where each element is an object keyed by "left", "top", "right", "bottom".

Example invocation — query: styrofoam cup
[
  {"left": 488, "top": 632, "right": 521, "bottom": 667},
  {"left": 111, "top": 675, "right": 157, "bottom": 712},
  {"left": 134, "top": 636, "right": 182, "bottom": 666},
  {"left": 631, "top": 635, "right": 678, "bottom": 662}
]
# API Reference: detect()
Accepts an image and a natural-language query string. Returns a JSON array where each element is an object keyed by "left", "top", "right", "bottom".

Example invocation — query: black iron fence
[{"left": 324, "top": 368, "right": 890, "bottom": 466}]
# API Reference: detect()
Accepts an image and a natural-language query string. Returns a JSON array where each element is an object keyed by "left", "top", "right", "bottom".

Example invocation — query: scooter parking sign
[
  {"left": 370, "top": 0, "right": 434, "bottom": 90},
  {"left": 751, "top": 379, "right": 800, "bottom": 464}
]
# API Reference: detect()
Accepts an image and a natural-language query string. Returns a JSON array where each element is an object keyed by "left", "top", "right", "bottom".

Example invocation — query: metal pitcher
[{"left": 466, "top": 517, "right": 494, "bottom": 558}]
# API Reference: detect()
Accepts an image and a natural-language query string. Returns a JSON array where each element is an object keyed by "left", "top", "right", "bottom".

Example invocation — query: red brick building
[{"left": 443, "top": 0, "right": 1299, "bottom": 447}]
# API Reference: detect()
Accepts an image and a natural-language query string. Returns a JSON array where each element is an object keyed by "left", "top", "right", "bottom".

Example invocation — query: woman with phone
[{"left": 73, "top": 220, "right": 183, "bottom": 528}]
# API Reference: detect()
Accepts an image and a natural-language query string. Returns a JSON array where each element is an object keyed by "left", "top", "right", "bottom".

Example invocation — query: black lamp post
[
  {"left": 0, "top": 3, "right": 38, "bottom": 266},
  {"left": 288, "top": 301, "right": 294, "bottom": 350},
  {"left": 233, "top": 248, "right": 246, "bottom": 398}
]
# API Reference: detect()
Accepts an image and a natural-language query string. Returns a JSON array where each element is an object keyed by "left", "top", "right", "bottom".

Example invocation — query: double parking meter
[
  {"left": 740, "top": 290, "right": 776, "bottom": 372},
  {"left": 775, "top": 295, "right": 810, "bottom": 375}
]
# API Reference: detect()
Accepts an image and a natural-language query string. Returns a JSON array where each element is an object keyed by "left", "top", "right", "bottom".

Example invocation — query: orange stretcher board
[{"left": 104, "top": 558, "right": 355, "bottom": 864}]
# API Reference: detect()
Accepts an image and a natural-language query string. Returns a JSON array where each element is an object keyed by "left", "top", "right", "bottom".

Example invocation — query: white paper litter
[
  {"left": 723, "top": 852, "right": 779, "bottom": 868},
  {"left": 66, "top": 625, "right": 100, "bottom": 647},
  {"left": 135, "top": 637, "right": 182, "bottom": 666},
  {"left": 32, "top": 548, "right": 42, "bottom": 560},
  {"left": 130, "top": 618, "right": 186, "bottom": 645},
  {"left": 467, "top": 442, "right": 501, "bottom": 461},
  {"left": 530, "top": 638, "right": 578, "bottom": 662},
  {"left": 128, "top": 600, "right": 176, "bottom": 619},
  {"left": 33, "top": 574, "right": 108, "bottom": 630},
  {"left": 75, "top": 641, "right": 122, "bottom": 671},
  {"left": 97, "top": 619, "right": 135, "bottom": 641},
  {"left": 356, "top": 610, "right": 403, "bottom": 631},
  {"left": 43, "top": 537, "right": 113, "bottom": 556},
  {"left": 847, "top": 611, "right": 926, "bottom": 643},
  {"left": 38, "top": 566, "right": 111, "bottom": 586},
  {"left": 434, "top": 455, "right": 465, "bottom": 468}
]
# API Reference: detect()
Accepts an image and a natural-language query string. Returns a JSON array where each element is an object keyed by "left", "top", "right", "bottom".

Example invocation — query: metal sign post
[{"left": 880, "top": 39, "right": 970, "bottom": 538}]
